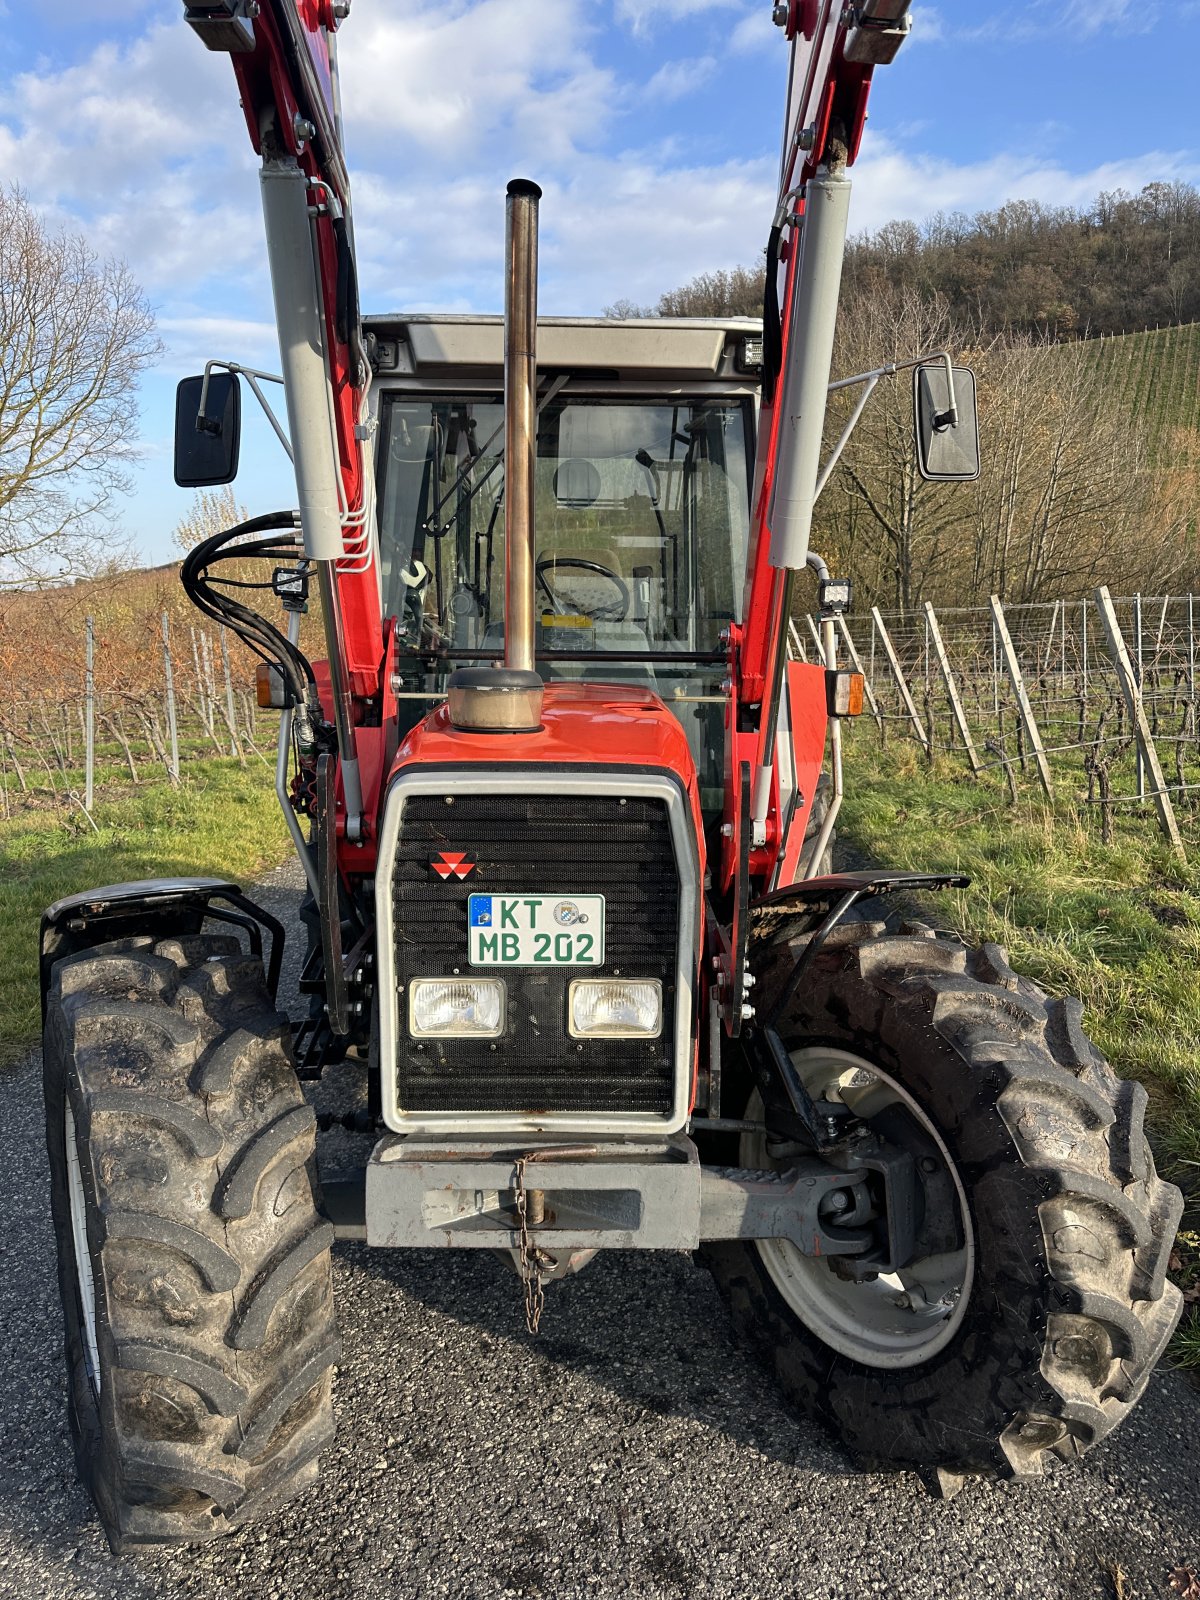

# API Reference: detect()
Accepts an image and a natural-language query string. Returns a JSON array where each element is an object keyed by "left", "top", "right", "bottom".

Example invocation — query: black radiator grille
[{"left": 391, "top": 790, "right": 681, "bottom": 1115}]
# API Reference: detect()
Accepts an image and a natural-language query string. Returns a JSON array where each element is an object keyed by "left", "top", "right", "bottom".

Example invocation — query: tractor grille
[{"left": 391, "top": 790, "right": 681, "bottom": 1116}]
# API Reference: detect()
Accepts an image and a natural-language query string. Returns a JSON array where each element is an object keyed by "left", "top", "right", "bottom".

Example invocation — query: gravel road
[{"left": 3, "top": 860, "right": 1198, "bottom": 1600}]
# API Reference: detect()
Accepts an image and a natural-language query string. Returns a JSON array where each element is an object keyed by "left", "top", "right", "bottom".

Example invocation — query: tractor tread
[
  {"left": 215, "top": 1106, "right": 317, "bottom": 1222},
  {"left": 43, "top": 933, "right": 339, "bottom": 1553},
  {"left": 87, "top": 1091, "right": 223, "bottom": 1159},
  {"left": 704, "top": 918, "right": 1183, "bottom": 1484},
  {"left": 230, "top": 1223, "right": 338, "bottom": 1351},
  {"left": 112, "top": 1340, "right": 249, "bottom": 1418},
  {"left": 237, "top": 1335, "right": 342, "bottom": 1461}
]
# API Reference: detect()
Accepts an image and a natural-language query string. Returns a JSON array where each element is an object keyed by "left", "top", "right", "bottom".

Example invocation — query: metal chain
[{"left": 513, "top": 1156, "right": 546, "bottom": 1335}]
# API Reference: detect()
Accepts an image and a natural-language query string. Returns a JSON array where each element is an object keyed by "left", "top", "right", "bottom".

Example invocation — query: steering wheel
[{"left": 536, "top": 556, "right": 630, "bottom": 623}]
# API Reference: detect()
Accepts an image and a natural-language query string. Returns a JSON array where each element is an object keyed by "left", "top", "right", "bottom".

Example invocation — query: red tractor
[{"left": 40, "top": 0, "right": 1181, "bottom": 1552}]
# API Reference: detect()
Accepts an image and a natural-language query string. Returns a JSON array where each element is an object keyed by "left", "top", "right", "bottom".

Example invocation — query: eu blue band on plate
[{"left": 469, "top": 896, "right": 494, "bottom": 928}]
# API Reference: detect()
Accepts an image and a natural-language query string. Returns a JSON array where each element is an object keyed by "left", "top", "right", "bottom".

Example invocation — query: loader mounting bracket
[{"left": 39, "top": 877, "right": 286, "bottom": 1022}]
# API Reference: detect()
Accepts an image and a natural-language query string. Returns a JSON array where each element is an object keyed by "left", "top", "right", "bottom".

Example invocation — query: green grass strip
[{"left": 0, "top": 760, "right": 292, "bottom": 1070}]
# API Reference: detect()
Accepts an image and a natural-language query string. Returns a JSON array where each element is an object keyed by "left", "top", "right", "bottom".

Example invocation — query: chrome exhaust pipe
[
  {"left": 503, "top": 178, "right": 540, "bottom": 676},
  {"left": 449, "top": 178, "right": 544, "bottom": 734}
]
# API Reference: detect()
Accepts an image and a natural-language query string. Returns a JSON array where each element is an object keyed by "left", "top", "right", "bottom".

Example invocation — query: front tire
[
  {"left": 44, "top": 933, "right": 340, "bottom": 1552},
  {"left": 705, "top": 922, "right": 1183, "bottom": 1482}
]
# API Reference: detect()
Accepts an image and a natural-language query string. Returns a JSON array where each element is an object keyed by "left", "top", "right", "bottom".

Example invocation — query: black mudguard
[{"left": 39, "top": 877, "right": 286, "bottom": 1022}]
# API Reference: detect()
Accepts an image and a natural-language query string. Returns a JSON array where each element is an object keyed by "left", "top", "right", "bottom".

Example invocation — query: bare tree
[
  {"left": 815, "top": 284, "right": 967, "bottom": 612},
  {"left": 0, "top": 188, "right": 160, "bottom": 587},
  {"left": 172, "top": 486, "right": 248, "bottom": 553}
]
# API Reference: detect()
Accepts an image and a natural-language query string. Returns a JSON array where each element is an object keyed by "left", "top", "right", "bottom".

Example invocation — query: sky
[{"left": 2, "top": 0, "right": 1198, "bottom": 566}]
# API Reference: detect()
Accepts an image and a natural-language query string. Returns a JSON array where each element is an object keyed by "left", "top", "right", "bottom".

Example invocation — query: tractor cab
[{"left": 368, "top": 313, "right": 762, "bottom": 811}]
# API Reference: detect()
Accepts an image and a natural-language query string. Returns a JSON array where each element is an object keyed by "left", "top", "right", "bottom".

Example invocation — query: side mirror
[
  {"left": 174, "top": 372, "right": 241, "bottom": 487},
  {"left": 913, "top": 362, "right": 980, "bottom": 482}
]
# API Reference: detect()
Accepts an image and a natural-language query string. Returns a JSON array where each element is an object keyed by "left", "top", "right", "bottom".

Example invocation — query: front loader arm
[
  {"left": 186, "top": 0, "right": 383, "bottom": 837},
  {"left": 730, "top": 1, "right": 912, "bottom": 897}
]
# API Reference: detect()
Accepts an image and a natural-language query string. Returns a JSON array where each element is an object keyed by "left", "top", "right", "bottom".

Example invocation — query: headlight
[
  {"left": 409, "top": 978, "right": 505, "bottom": 1038},
  {"left": 568, "top": 978, "right": 662, "bottom": 1039}
]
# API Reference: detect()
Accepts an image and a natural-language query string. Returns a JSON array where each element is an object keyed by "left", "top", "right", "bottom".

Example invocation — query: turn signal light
[
  {"left": 826, "top": 670, "right": 865, "bottom": 718},
  {"left": 255, "top": 663, "right": 286, "bottom": 709}
]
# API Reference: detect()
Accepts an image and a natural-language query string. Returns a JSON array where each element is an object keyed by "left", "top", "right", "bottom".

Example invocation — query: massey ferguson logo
[{"left": 432, "top": 851, "right": 475, "bottom": 881}]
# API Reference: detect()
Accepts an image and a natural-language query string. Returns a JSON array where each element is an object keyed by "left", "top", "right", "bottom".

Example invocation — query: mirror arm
[
  {"left": 197, "top": 359, "right": 295, "bottom": 462},
  {"left": 814, "top": 372, "right": 879, "bottom": 502},
  {"left": 814, "top": 346, "right": 965, "bottom": 501}
]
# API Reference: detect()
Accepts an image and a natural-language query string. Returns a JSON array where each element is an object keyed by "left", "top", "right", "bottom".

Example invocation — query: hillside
[{"left": 1081, "top": 320, "right": 1200, "bottom": 465}]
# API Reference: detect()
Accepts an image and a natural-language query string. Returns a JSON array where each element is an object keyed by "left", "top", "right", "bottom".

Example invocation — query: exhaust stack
[{"left": 448, "top": 178, "right": 545, "bottom": 734}]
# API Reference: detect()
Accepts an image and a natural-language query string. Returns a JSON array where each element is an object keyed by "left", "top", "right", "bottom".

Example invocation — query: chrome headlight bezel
[
  {"left": 567, "top": 977, "right": 663, "bottom": 1040},
  {"left": 408, "top": 977, "right": 506, "bottom": 1039}
]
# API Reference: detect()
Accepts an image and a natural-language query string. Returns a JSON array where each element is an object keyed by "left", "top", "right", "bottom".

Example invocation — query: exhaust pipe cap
[{"left": 447, "top": 666, "right": 543, "bottom": 734}]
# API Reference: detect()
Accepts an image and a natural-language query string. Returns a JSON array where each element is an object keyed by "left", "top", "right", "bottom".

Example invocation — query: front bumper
[{"left": 358, "top": 1134, "right": 878, "bottom": 1257}]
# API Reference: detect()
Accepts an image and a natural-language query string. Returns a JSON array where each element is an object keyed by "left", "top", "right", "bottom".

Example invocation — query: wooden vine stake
[
  {"left": 923, "top": 602, "right": 981, "bottom": 776},
  {"left": 1094, "top": 585, "right": 1185, "bottom": 860},
  {"left": 989, "top": 595, "right": 1053, "bottom": 797},
  {"left": 870, "top": 606, "right": 929, "bottom": 751}
]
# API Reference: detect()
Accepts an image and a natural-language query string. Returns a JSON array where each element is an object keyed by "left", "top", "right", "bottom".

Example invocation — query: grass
[
  {"left": 838, "top": 725, "right": 1200, "bottom": 1364},
  {"left": 0, "top": 759, "right": 292, "bottom": 1070}
]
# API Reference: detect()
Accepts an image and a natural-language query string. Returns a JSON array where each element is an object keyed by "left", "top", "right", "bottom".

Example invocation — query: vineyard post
[
  {"left": 989, "top": 595, "right": 1053, "bottom": 797},
  {"left": 835, "top": 614, "right": 882, "bottom": 729},
  {"left": 1081, "top": 599, "right": 1088, "bottom": 692},
  {"left": 84, "top": 616, "right": 95, "bottom": 813},
  {"left": 1189, "top": 593, "right": 1196, "bottom": 705},
  {"left": 787, "top": 617, "right": 808, "bottom": 663},
  {"left": 871, "top": 606, "right": 929, "bottom": 751},
  {"left": 161, "top": 613, "right": 181, "bottom": 782},
  {"left": 805, "top": 614, "right": 823, "bottom": 658},
  {"left": 1042, "top": 600, "right": 1059, "bottom": 675},
  {"left": 991, "top": 611, "right": 1000, "bottom": 717},
  {"left": 1134, "top": 592, "right": 1145, "bottom": 800},
  {"left": 201, "top": 631, "right": 217, "bottom": 715},
  {"left": 190, "top": 626, "right": 209, "bottom": 734},
  {"left": 1095, "top": 585, "right": 1185, "bottom": 859},
  {"left": 924, "top": 602, "right": 981, "bottom": 775},
  {"left": 1060, "top": 598, "right": 1067, "bottom": 690},
  {"left": 218, "top": 626, "right": 244, "bottom": 762}
]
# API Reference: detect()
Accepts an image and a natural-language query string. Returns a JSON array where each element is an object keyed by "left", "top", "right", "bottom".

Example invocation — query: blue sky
[{"left": 2, "top": 0, "right": 1197, "bottom": 566}]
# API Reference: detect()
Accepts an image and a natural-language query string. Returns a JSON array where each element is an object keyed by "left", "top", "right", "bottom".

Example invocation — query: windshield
[
  {"left": 378, "top": 393, "right": 750, "bottom": 655},
  {"left": 376, "top": 391, "right": 752, "bottom": 809}
]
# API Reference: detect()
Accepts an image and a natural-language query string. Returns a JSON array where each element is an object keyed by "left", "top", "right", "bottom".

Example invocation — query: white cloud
[
  {"left": 644, "top": 56, "right": 718, "bottom": 102},
  {"left": 908, "top": 6, "right": 945, "bottom": 43},
  {"left": 849, "top": 137, "right": 1200, "bottom": 235},
  {"left": 339, "top": 0, "right": 619, "bottom": 159},
  {"left": 729, "top": 6, "right": 779, "bottom": 54},
  {"left": 614, "top": 0, "right": 739, "bottom": 38},
  {"left": 1062, "top": 0, "right": 1158, "bottom": 33}
]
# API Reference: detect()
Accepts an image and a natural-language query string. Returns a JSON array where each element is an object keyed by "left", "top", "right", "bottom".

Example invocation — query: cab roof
[{"left": 363, "top": 313, "right": 764, "bottom": 381}]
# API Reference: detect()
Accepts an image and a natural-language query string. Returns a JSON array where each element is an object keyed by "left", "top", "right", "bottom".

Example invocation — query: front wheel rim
[
  {"left": 64, "top": 1102, "right": 102, "bottom": 1394},
  {"left": 743, "top": 1045, "right": 975, "bottom": 1370}
]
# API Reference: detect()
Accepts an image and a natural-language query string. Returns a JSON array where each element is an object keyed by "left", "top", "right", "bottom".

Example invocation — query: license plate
[{"left": 468, "top": 894, "right": 605, "bottom": 966}]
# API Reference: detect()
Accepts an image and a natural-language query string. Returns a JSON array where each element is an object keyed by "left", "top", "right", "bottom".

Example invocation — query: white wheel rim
[
  {"left": 744, "top": 1046, "right": 975, "bottom": 1370},
  {"left": 64, "top": 1102, "right": 102, "bottom": 1394}
]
